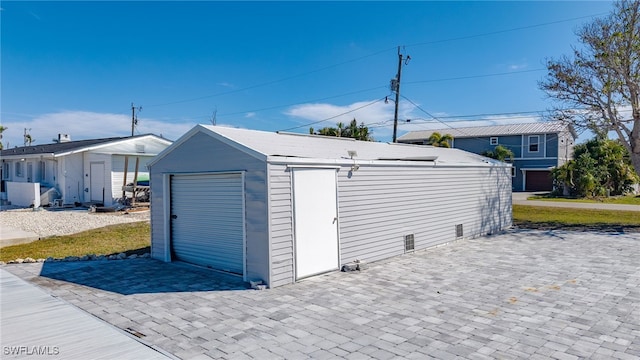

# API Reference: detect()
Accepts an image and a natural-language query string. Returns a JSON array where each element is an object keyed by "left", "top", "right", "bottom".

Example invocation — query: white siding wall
[
  {"left": 149, "top": 132, "right": 270, "bottom": 285},
  {"left": 60, "top": 153, "right": 85, "bottom": 205},
  {"left": 268, "top": 162, "right": 512, "bottom": 287},
  {"left": 338, "top": 165, "right": 512, "bottom": 264},
  {"left": 6, "top": 182, "right": 40, "bottom": 207},
  {"left": 268, "top": 164, "right": 294, "bottom": 288}
]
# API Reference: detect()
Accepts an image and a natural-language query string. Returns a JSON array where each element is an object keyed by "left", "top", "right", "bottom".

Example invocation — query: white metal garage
[
  {"left": 169, "top": 172, "right": 245, "bottom": 275},
  {"left": 149, "top": 125, "right": 513, "bottom": 288}
]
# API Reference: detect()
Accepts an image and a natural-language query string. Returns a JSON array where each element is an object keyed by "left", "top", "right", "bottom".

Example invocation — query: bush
[{"left": 552, "top": 138, "right": 639, "bottom": 198}]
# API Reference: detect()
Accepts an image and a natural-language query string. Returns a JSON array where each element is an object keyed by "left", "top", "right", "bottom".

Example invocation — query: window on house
[
  {"left": 2, "top": 163, "right": 9, "bottom": 180},
  {"left": 528, "top": 135, "right": 539, "bottom": 152},
  {"left": 15, "top": 162, "right": 23, "bottom": 177},
  {"left": 490, "top": 137, "right": 498, "bottom": 145},
  {"left": 38, "top": 161, "right": 46, "bottom": 182}
]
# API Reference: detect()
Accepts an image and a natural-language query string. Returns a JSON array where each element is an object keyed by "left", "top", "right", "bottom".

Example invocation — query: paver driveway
[{"left": 4, "top": 229, "right": 640, "bottom": 359}]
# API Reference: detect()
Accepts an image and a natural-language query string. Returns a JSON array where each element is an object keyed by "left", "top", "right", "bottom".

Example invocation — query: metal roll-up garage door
[{"left": 170, "top": 173, "right": 244, "bottom": 275}]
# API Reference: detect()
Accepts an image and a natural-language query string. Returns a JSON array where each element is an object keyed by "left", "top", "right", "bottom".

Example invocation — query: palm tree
[
  {"left": 0, "top": 125, "right": 6, "bottom": 150},
  {"left": 482, "top": 145, "right": 514, "bottom": 162},
  {"left": 311, "top": 120, "right": 374, "bottom": 141},
  {"left": 427, "top": 132, "right": 453, "bottom": 147},
  {"left": 336, "top": 122, "right": 345, "bottom": 137}
]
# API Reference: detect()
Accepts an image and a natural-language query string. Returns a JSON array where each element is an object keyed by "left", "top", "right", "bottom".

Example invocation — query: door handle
[
  {"left": 333, "top": 217, "right": 338, "bottom": 224},
  {"left": 171, "top": 214, "right": 178, "bottom": 219}
]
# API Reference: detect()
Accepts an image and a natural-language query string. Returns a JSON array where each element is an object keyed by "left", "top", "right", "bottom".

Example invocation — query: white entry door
[
  {"left": 90, "top": 162, "right": 105, "bottom": 203},
  {"left": 293, "top": 168, "right": 339, "bottom": 279}
]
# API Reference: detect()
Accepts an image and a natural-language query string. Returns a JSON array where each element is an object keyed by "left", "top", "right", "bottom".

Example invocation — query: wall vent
[
  {"left": 135, "top": 144, "right": 145, "bottom": 153},
  {"left": 455, "top": 224, "right": 464, "bottom": 238},
  {"left": 404, "top": 234, "right": 415, "bottom": 252}
]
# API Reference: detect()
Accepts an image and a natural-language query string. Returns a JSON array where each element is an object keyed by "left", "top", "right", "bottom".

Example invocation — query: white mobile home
[
  {"left": 1, "top": 134, "right": 172, "bottom": 207},
  {"left": 149, "top": 125, "right": 512, "bottom": 288}
]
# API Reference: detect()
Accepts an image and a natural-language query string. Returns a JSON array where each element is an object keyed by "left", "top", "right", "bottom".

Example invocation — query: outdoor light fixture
[{"left": 348, "top": 150, "right": 359, "bottom": 172}]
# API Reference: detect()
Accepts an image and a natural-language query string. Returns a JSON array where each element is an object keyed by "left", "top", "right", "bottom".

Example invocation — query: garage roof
[{"left": 153, "top": 125, "right": 508, "bottom": 167}]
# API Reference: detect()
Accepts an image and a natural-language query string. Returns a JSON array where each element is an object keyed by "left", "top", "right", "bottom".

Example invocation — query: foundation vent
[
  {"left": 404, "top": 234, "right": 415, "bottom": 252},
  {"left": 456, "top": 224, "right": 464, "bottom": 238}
]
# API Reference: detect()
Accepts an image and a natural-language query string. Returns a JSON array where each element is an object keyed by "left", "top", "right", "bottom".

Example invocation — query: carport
[{"left": 148, "top": 125, "right": 512, "bottom": 288}]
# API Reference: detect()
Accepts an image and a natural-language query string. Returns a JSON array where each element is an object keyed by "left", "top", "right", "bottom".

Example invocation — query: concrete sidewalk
[
  {"left": 513, "top": 192, "right": 640, "bottom": 212},
  {"left": 0, "top": 226, "right": 40, "bottom": 247},
  {"left": 0, "top": 268, "right": 174, "bottom": 359}
]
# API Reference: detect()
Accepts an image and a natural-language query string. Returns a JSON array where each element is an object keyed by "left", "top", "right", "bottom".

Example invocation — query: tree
[
  {"left": 310, "top": 118, "right": 374, "bottom": 141},
  {"left": 551, "top": 138, "right": 639, "bottom": 197},
  {"left": 481, "top": 145, "right": 514, "bottom": 162},
  {"left": 426, "top": 132, "right": 453, "bottom": 147},
  {"left": 540, "top": 0, "right": 640, "bottom": 178},
  {"left": 0, "top": 125, "right": 6, "bottom": 150}
]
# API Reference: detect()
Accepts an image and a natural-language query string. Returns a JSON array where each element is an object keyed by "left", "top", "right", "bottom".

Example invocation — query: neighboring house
[
  {"left": 397, "top": 121, "right": 577, "bottom": 192},
  {"left": 149, "top": 125, "right": 512, "bottom": 288},
  {"left": 1, "top": 134, "right": 172, "bottom": 207}
]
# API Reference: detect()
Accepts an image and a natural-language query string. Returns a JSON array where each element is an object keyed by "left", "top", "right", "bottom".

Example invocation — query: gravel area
[{"left": 0, "top": 207, "right": 150, "bottom": 238}]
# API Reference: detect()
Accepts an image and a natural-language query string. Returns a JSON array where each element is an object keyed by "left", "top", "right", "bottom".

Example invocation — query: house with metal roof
[
  {"left": 1, "top": 134, "right": 172, "bottom": 207},
  {"left": 148, "top": 125, "right": 512, "bottom": 288},
  {"left": 397, "top": 121, "right": 577, "bottom": 192}
]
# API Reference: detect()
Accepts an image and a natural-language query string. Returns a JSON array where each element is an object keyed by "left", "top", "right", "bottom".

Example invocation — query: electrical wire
[
  {"left": 278, "top": 97, "right": 386, "bottom": 132},
  {"left": 405, "top": 69, "right": 546, "bottom": 85},
  {"left": 217, "top": 86, "right": 388, "bottom": 118},
  {"left": 396, "top": 94, "right": 573, "bottom": 147},
  {"left": 404, "top": 12, "right": 608, "bottom": 48},
  {"left": 148, "top": 49, "right": 396, "bottom": 108},
  {"left": 145, "top": 12, "right": 605, "bottom": 109}
]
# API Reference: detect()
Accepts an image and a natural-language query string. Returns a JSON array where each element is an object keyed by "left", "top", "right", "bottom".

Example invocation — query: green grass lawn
[
  {"left": 0, "top": 222, "right": 150, "bottom": 262},
  {"left": 513, "top": 204, "right": 640, "bottom": 230},
  {"left": 527, "top": 194, "right": 640, "bottom": 205},
  {"left": 2, "top": 205, "right": 639, "bottom": 262}
]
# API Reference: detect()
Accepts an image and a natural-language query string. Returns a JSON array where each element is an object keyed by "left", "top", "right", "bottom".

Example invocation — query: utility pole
[
  {"left": 391, "top": 46, "right": 410, "bottom": 143},
  {"left": 131, "top": 103, "right": 142, "bottom": 136}
]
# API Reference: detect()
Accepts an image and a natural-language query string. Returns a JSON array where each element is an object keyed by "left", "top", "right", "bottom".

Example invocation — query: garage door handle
[{"left": 171, "top": 214, "right": 178, "bottom": 219}]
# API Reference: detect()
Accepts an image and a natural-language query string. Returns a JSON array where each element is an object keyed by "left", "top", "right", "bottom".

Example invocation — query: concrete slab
[
  {"left": 513, "top": 192, "right": 640, "bottom": 211},
  {"left": 0, "top": 269, "right": 174, "bottom": 359},
  {"left": 0, "top": 226, "right": 40, "bottom": 247},
  {"left": 3, "top": 230, "right": 640, "bottom": 359}
]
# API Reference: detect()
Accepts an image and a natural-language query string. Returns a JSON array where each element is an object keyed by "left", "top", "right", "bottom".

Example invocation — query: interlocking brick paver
[{"left": 3, "top": 230, "right": 639, "bottom": 359}]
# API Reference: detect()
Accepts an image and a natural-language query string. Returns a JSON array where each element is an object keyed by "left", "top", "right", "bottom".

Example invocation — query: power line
[
  {"left": 145, "top": 13, "right": 605, "bottom": 109},
  {"left": 404, "top": 12, "right": 608, "bottom": 48},
  {"left": 148, "top": 49, "right": 396, "bottom": 108},
  {"left": 217, "top": 66, "right": 540, "bottom": 118},
  {"left": 394, "top": 95, "right": 579, "bottom": 147},
  {"left": 405, "top": 68, "right": 546, "bottom": 85},
  {"left": 217, "top": 86, "right": 387, "bottom": 118},
  {"left": 278, "top": 97, "right": 386, "bottom": 132}
]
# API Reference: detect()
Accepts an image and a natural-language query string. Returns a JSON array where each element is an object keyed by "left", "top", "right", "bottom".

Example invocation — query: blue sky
[{"left": 1, "top": 1, "right": 615, "bottom": 148}]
